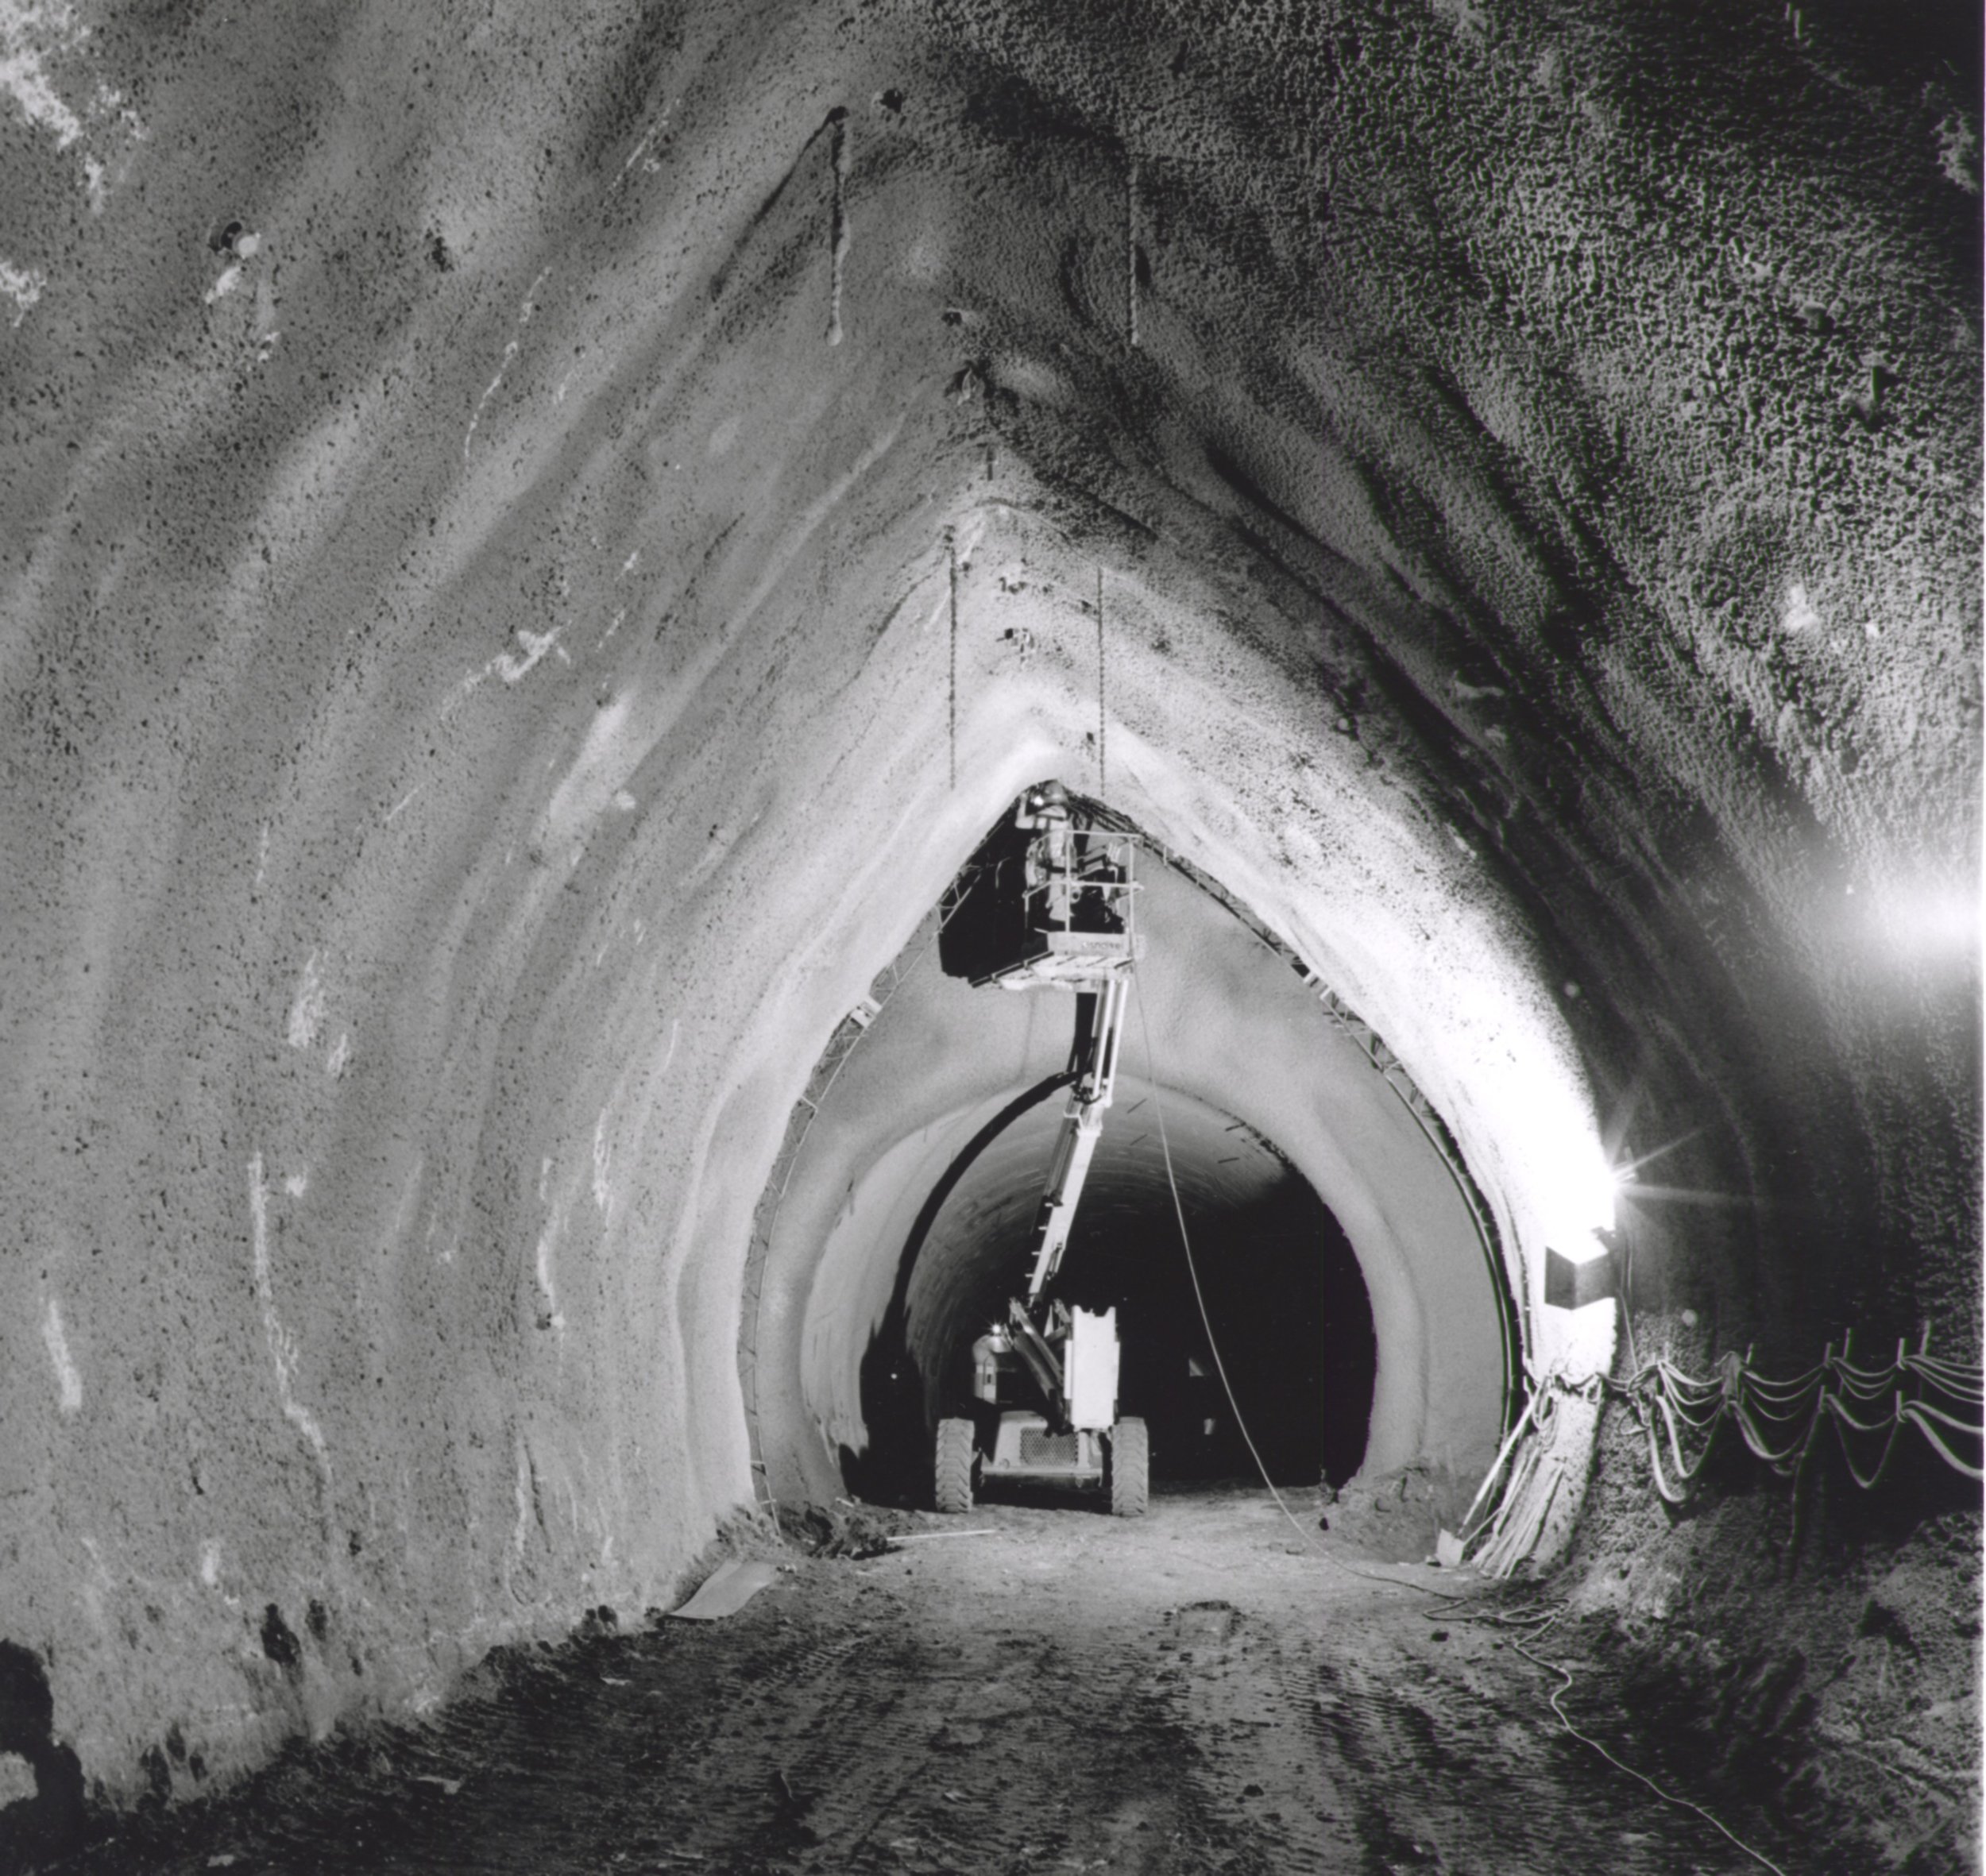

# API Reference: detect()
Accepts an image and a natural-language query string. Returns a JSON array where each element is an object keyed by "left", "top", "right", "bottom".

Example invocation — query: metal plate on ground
[{"left": 668, "top": 1558, "right": 781, "bottom": 1620}]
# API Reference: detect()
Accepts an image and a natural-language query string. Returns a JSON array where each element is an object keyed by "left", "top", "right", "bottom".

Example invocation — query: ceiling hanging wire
[
  {"left": 957, "top": 527, "right": 965, "bottom": 789},
  {"left": 1126, "top": 156, "right": 1141, "bottom": 349},
  {"left": 1096, "top": 567, "right": 1107, "bottom": 797}
]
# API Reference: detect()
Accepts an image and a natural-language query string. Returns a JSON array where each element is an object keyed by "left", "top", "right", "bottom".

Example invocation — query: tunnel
[
  {"left": 0, "top": 0, "right": 1978, "bottom": 1869},
  {"left": 886, "top": 1068, "right": 1379, "bottom": 1494},
  {"left": 749, "top": 811, "right": 1398, "bottom": 1509}
]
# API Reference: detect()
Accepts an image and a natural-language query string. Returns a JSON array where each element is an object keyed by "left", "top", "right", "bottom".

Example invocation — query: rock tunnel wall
[{"left": 0, "top": 0, "right": 1976, "bottom": 1820}]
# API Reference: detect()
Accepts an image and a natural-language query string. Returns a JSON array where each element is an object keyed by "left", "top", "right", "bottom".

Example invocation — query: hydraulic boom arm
[
  {"left": 1022, "top": 975, "right": 1129, "bottom": 1305},
  {"left": 956, "top": 784, "right": 1138, "bottom": 1438}
]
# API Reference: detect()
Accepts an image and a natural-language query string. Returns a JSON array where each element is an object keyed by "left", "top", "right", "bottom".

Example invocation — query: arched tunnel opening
[
  {"left": 752, "top": 791, "right": 1512, "bottom": 1535},
  {"left": 928, "top": 1103, "right": 1376, "bottom": 1493},
  {"left": 818, "top": 794, "right": 1382, "bottom": 1508},
  {"left": 848, "top": 1067, "right": 1377, "bottom": 1504}
]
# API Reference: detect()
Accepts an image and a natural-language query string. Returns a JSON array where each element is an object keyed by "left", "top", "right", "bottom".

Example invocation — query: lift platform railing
[{"left": 977, "top": 827, "right": 1143, "bottom": 990}]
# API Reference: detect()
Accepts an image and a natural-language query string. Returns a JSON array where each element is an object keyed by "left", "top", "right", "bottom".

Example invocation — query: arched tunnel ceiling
[
  {"left": 764, "top": 855, "right": 1502, "bottom": 1511},
  {"left": 0, "top": 0, "right": 1976, "bottom": 1805}
]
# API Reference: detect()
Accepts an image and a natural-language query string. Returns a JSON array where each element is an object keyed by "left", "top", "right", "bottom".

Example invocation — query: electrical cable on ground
[
  {"left": 787, "top": 830, "right": 1869, "bottom": 1869},
  {"left": 1133, "top": 966, "right": 1793, "bottom": 1871},
  {"left": 1509, "top": 1625, "right": 1790, "bottom": 1876}
]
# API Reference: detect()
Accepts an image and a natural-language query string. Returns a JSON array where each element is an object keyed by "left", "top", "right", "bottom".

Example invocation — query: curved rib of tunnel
[
  {"left": 753, "top": 847, "right": 1482, "bottom": 1515},
  {"left": 0, "top": 0, "right": 1976, "bottom": 1863}
]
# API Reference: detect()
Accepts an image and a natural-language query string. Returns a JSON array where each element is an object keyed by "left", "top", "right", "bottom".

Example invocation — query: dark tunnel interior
[
  {"left": 844, "top": 1079, "right": 1376, "bottom": 1504},
  {"left": 978, "top": 1156, "right": 1375, "bottom": 1491}
]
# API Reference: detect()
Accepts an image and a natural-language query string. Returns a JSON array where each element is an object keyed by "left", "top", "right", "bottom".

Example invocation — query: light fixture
[{"left": 1544, "top": 1229, "right": 1621, "bottom": 1310}]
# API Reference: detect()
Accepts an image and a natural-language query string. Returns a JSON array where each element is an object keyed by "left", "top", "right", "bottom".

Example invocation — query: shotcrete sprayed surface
[{"left": 0, "top": 0, "right": 1975, "bottom": 1851}]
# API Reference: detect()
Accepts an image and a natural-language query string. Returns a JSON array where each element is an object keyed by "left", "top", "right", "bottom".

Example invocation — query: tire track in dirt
[
  {"left": 1159, "top": 1602, "right": 1339, "bottom": 1874},
  {"left": 64, "top": 1488, "right": 1797, "bottom": 1875},
  {"left": 1308, "top": 1639, "right": 1768, "bottom": 1874},
  {"left": 750, "top": 1590, "right": 1241, "bottom": 1873}
]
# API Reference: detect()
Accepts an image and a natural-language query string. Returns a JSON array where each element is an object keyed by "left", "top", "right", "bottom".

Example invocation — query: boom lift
[{"left": 933, "top": 784, "right": 1150, "bottom": 1516}]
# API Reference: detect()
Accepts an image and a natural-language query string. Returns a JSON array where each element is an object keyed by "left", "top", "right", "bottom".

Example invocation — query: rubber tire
[
  {"left": 1109, "top": 1418, "right": 1149, "bottom": 1518},
  {"left": 934, "top": 1417, "right": 976, "bottom": 1513}
]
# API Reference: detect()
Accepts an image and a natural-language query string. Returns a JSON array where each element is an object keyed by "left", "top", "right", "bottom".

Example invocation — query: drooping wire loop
[{"left": 1619, "top": 1331, "right": 1984, "bottom": 1507}]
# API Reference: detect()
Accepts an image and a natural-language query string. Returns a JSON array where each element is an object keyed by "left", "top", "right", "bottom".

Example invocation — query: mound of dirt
[{"left": 1326, "top": 1464, "right": 1474, "bottom": 1564}]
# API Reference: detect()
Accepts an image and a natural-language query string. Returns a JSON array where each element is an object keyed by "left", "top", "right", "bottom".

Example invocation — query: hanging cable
[
  {"left": 1095, "top": 566, "right": 1106, "bottom": 797},
  {"left": 1618, "top": 1235, "right": 1641, "bottom": 1378},
  {"left": 1136, "top": 964, "right": 1803, "bottom": 1858},
  {"left": 1618, "top": 1334, "right": 1984, "bottom": 1511},
  {"left": 1132, "top": 958, "right": 1793, "bottom": 1869},
  {"left": 1129, "top": 967, "right": 1457, "bottom": 1600},
  {"left": 947, "top": 532, "right": 959, "bottom": 792}
]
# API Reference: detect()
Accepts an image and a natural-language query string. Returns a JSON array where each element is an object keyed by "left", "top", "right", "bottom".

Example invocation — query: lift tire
[
  {"left": 934, "top": 1417, "right": 976, "bottom": 1513},
  {"left": 1109, "top": 1418, "right": 1149, "bottom": 1518}
]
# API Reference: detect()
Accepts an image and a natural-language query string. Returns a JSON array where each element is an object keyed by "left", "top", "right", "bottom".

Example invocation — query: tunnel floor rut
[{"left": 68, "top": 1486, "right": 1787, "bottom": 1875}]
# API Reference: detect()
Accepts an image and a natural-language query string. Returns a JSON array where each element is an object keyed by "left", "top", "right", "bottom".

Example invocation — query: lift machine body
[{"left": 933, "top": 784, "right": 1151, "bottom": 1516}]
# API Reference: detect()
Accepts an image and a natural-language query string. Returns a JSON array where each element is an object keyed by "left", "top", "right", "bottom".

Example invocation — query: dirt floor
[{"left": 43, "top": 1484, "right": 1819, "bottom": 1875}]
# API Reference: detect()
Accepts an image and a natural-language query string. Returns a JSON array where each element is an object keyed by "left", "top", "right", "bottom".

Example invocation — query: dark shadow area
[
  {"left": 0, "top": 1639, "right": 86, "bottom": 1875},
  {"left": 935, "top": 810, "right": 1036, "bottom": 986},
  {"left": 838, "top": 1070, "right": 1076, "bottom": 1506},
  {"left": 965, "top": 1476, "right": 1121, "bottom": 1515},
  {"left": 1785, "top": 1415, "right": 1985, "bottom": 1576},
  {"left": 968, "top": 1160, "right": 1376, "bottom": 1491},
  {"left": 850, "top": 1135, "right": 1375, "bottom": 1507}
]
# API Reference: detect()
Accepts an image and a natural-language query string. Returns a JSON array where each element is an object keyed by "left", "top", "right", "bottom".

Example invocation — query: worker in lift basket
[
  {"left": 1019, "top": 781, "right": 1078, "bottom": 928},
  {"left": 1018, "top": 783, "right": 1124, "bottom": 935}
]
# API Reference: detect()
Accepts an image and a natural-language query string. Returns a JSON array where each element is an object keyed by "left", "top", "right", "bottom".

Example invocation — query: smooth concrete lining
[{"left": 757, "top": 856, "right": 1500, "bottom": 1509}]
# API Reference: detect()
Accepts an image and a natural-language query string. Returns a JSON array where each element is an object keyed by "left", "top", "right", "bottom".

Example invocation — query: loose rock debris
[
  {"left": 60, "top": 1487, "right": 1804, "bottom": 1874},
  {"left": 774, "top": 1499, "right": 906, "bottom": 1559}
]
